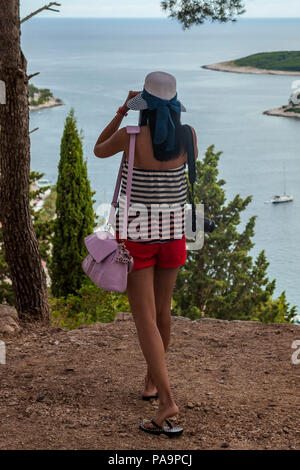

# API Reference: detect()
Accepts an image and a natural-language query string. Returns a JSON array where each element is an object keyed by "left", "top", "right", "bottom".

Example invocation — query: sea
[{"left": 20, "top": 17, "right": 300, "bottom": 320}]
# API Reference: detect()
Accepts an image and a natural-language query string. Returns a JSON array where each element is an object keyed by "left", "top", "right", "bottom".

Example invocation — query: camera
[{"left": 204, "top": 217, "right": 216, "bottom": 233}]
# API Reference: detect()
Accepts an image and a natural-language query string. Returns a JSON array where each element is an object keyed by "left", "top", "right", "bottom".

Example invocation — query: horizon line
[{"left": 28, "top": 16, "right": 300, "bottom": 20}]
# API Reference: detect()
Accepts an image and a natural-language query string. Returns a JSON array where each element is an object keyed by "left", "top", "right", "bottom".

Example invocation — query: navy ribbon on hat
[{"left": 141, "top": 87, "right": 182, "bottom": 151}]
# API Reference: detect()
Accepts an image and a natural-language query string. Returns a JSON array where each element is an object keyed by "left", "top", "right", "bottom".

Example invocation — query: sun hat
[
  {"left": 126, "top": 71, "right": 187, "bottom": 151},
  {"left": 126, "top": 71, "right": 187, "bottom": 112}
]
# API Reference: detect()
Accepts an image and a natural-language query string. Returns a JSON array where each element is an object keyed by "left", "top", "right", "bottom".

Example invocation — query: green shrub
[
  {"left": 234, "top": 51, "right": 300, "bottom": 72},
  {"left": 28, "top": 84, "right": 53, "bottom": 105},
  {"left": 284, "top": 107, "right": 300, "bottom": 113},
  {"left": 49, "top": 279, "right": 130, "bottom": 329},
  {"left": 28, "top": 83, "right": 39, "bottom": 98}
]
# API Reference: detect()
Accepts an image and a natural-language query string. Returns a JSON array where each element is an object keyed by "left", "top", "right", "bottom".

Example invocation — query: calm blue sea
[{"left": 21, "top": 17, "right": 300, "bottom": 317}]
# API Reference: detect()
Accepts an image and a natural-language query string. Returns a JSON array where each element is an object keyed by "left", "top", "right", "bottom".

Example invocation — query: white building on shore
[{"left": 289, "top": 89, "right": 300, "bottom": 106}]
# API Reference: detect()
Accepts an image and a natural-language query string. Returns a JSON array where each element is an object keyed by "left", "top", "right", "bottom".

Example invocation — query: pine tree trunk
[{"left": 0, "top": 0, "right": 50, "bottom": 324}]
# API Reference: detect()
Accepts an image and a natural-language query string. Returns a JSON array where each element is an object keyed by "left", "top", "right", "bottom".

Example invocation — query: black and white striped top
[{"left": 116, "top": 160, "right": 187, "bottom": 243}]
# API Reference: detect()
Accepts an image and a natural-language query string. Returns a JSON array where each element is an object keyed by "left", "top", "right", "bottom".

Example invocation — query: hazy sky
[{"left": 20, "top": 0, "right": 300, "bottom": 18}]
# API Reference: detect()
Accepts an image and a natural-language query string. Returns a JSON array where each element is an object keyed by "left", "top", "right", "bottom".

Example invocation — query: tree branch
[
  {"left": 29, "top": 127, "right": 39, "bottom": 134},
  {"left": 27, "top": 72, "right": 40, "bottom": 81},
  {"left": 161, "top": 0, "right": 246, "bottom": 29},
  {"left": 20, "top": 2, "right": 61, "bottom": 24}
]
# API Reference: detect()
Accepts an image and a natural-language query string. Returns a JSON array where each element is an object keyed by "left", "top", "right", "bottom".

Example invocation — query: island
[
  {"left": 28, "top": 84, "right": 63, "bottom": 111},
  {"left": 202, "top": 51, "right": 300, "bottom": 76},
  {"left": 263, "top": 89, "right": 300, "bottom": 119}
]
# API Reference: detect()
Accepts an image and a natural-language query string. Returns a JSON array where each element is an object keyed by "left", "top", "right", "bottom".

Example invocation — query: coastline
[
  {"left": 202, "top": 60, "right": 300, "bottom": 76},
  {"left": 263, "top": 105, "right": 300, "bottom": 119},
  {"left": 29, "top": 97, "right": 63, "bottom": 112}
]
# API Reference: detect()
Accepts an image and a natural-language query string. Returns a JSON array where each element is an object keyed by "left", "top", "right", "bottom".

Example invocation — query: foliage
[
  {"left": 49, "top": 279, "right": 130, "bottom": 329},
  {"left": 161, "top": 0, "right": 246, "bottom": 29},
  {"left": 28, "top": 84, "right": 53, "bottom": 105},
  {"left": 284, "top": 107, "right": 300, "bottom": 114},
  {"left": 49, "top": 108, "right": 97, "bottom": 298},
  {"left": 234, "top": 51, "right": 300, "bottom": 72},
  {"left": 29, "top": 170, "right": 56, "bottom": 264},
  {"left": 251, "top": 291, "right": 297, "bottom": 324},
  {"left": 0, "top": 171, "right": 55, "bottom": 305},
  {"left": 173, "top": 145, "right": 297, "bottom": 323}
]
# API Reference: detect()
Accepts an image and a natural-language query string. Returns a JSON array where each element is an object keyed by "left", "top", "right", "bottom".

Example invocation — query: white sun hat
[{"left": 126, "top": 71, "right": 187, "bottom": 112}]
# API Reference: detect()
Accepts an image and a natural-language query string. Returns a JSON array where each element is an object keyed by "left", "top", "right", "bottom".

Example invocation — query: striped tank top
[{"left": 116, "top": 160, "right": 187, "bottom": 243}]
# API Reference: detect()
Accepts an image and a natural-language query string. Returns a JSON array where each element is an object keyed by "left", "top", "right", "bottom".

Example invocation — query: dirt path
[{"left": 0, "top": 314, "right": 299, "bottom": 450}]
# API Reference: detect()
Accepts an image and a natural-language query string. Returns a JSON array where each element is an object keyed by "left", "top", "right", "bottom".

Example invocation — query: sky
[{"left": 20, "top": 0, "right": 300, "bottom": 19}]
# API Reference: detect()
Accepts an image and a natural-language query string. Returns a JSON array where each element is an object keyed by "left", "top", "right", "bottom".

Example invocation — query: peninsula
[
  {"left": 263, "top": 104, "right": 300, "bottom": 120},
  {"left": 28, "top": 83, "right": 63, "bottom": 111},
  {"left": 202, "top": 51, "right": 300, "bottom": 76}
]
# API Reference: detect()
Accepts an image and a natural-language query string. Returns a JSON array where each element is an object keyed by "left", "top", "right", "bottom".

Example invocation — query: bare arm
[
  {"left": 94, "top": 112, "right": 125, "bottom": 150},
  {"left": 94, "top": 90, "right": 141, "bottom": 158},
  {"left": 93, "top": 114, "right": 127, "bottom": 159}
]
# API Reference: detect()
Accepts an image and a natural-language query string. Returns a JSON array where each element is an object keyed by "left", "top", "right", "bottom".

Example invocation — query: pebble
[
  {"left": 186, "top": 402, "right": 195, "bottom": 409},
  {"left": 220, "top": 442, "right": 230, "bottom": 448}
]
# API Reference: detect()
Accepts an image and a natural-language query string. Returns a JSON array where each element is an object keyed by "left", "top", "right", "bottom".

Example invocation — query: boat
[
  {"left": 271, "top": 194, "right": 293, "bottom": 203},
  {"left": 270, "top": 162, "right": 293, "bottom": 204},
  {"left": 37, "top": 178, "right": 52, "bottom": 187}
]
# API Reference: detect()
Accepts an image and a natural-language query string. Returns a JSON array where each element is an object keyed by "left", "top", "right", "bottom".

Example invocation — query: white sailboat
[{"left": 270, "top": 162, "right": 293, "bottom": 204}]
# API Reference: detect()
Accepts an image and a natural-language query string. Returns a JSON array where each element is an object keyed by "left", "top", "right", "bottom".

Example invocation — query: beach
[
  {"left": 29, "top": 96, "right": 63, "bottom": 112},
  {"left": 202, "top": 60, "right": 300, "bottom": 76},
  {"left": 263, "top": 106, "right": 300, "bottom": 119}
]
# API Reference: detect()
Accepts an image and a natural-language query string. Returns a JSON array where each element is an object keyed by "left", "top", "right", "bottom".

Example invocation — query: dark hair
[{"left": 139, "top": 108, "right": 189, "bottom": 162}]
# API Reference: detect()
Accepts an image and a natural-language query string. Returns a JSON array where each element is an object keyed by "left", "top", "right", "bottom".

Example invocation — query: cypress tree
[
  {"left": 173, "top": 145, "right": 297, "bottom": 323},
  {"left": 49, "top": 108, "right": 96, "bottom": 297}
]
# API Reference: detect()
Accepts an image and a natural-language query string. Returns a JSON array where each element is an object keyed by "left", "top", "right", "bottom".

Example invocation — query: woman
[{"left": 94, "top": 71, "right": 198, "bottom": 436}]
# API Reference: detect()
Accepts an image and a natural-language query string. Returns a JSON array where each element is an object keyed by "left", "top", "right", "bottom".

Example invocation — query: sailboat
[{"left": 270, "top": 162, "right": 293, "bottom": 204}]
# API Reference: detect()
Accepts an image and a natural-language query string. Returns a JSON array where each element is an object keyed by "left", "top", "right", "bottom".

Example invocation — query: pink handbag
[{"left": 81, "top": 125, "right": 140, "bottom": 292}]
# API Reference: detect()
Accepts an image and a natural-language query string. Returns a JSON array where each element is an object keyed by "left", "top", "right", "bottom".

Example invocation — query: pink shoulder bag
[{"left": 81, "top": 125, "right": 140, "bottom": 292}]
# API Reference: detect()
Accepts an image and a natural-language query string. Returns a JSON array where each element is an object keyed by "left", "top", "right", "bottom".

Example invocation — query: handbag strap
[
  {"left": 108, "top": 125, "right": 140, "bottom": 238},
  {"left": 183, "top": 124, "right": 197, "bottom": 232}
]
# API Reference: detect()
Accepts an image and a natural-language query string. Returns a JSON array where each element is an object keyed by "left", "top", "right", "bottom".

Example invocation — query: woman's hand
[{"left": 122, "top": 90, "right": 141, "bottom": 111}]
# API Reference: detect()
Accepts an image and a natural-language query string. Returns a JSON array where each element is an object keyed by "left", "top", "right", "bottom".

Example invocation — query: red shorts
[{"left": 115, "top": 233, "right": 187, "bottom": 271}]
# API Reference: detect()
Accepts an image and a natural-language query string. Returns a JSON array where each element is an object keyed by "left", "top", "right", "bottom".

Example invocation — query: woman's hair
[{"left": 139, "top": 108, "right": 189, "bottom": 162}]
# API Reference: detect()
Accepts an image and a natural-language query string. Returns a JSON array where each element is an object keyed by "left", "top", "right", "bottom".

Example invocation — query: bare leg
[
  {"left": 144, "top": 266, "right": 180, "bottom": 397},
  {"left": 126, "top": 265, "right": 178, "bottom": 426}
]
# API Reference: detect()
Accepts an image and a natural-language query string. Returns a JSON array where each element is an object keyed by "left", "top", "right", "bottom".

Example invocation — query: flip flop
[
  {"left": 139, "top": 418, "right": 183, "bottom": 437},
  {"left": 141, "top": 392, "right": 159, "bottom": 401}
]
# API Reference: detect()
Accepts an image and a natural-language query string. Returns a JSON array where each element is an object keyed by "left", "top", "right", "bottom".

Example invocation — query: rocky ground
[{"left": 0, "top": 306, "right": 299, "bottom": 450}]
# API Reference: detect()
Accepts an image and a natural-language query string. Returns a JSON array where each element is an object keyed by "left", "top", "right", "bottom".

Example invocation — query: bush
[
  {"left": 49, "top": 279, "right": 130, "bottom": 329},
  {"left": 284, "top": 107, "right": 300, "bottom": 113}
]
